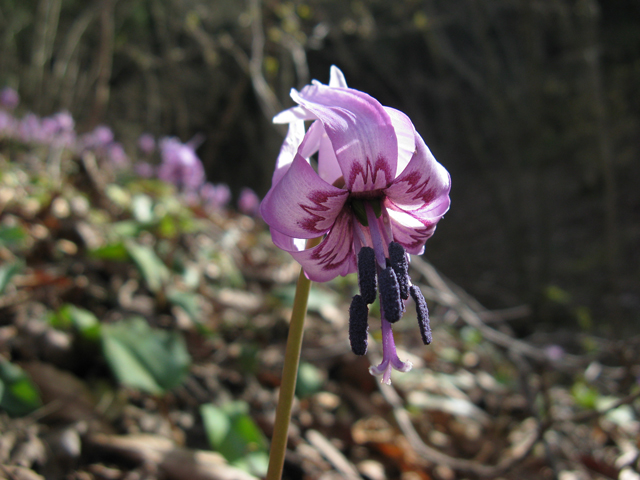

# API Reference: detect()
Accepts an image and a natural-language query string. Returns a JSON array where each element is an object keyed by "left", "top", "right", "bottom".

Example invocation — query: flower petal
[
  {"left": 271, "top": 120, "right": 306, "bottom": 186},
  {"left": 385, "top": 206, "right": 439, "bottom": 255},
  {"left": 384, "top": 107, "right": 415, "bottom": 177},
  {"left": 317, "top": 124, "right": 343, "bottom": 186},
  {"left": 292, "top": 84, "right": 398, "bottom": 192},
  {"left": 260, "top": 154, "right": 349, "bottom": 239},
  {"left": 384, "top": 131, "right": 451, "bottom": 211},
  {"left": 271, "top": 209, "right": 356, "bottom": 282},
  {"left": 329, "top": 65, "right": 348, "bottom": 88}
]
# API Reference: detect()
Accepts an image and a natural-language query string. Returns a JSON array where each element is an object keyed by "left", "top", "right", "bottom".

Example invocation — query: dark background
[{"left": 2, "top": 0, "right": 639, "bottom": 334}]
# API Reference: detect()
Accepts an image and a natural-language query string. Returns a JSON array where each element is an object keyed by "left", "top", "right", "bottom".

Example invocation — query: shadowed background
[{"left": 1, "top": 0, "right": 639, "bottom": 334}]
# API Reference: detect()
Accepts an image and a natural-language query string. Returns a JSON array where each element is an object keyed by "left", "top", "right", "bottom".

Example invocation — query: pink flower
[
  {"left": 238, "top": 187, "right": 261, "bottom": 217},
  {"left": 138, "top": 133, "right": 156, "bottom": 155},
  {"left": 0, "top": 87, "right": 19, "bottom": 110},
  {"left": 157, "top": 137, "right": 206, "bottom": 192},
  {"left": 260, "top": 66, "right": 451, "bottom": 383},
  {"left": 200, "top": 182, "right": 231, "bottom": 210}
]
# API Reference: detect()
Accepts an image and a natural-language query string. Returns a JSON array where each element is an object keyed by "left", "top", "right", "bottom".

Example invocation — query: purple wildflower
[
  {"left": 138, "top": 133, "right": 156, "bottom": 155},
  {"left": 260, "top": 66, "right": 451, "bottom": 384},
  {"left": 200, "top": 182, "right": 231, "bottom": 210},
  {"left": 0, "top": 87, "right": 19, "bottom": 110},
  {"left": 238, "top": 187, "right": 261, "bottom": 217},
  {"left": 157, "top": 137, "right": 206, "bottom": 192}
]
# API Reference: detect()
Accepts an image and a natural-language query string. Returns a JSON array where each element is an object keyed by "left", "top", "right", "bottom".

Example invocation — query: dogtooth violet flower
[{"left": 260, "top": 66, "right": 451, "bottom": 384}]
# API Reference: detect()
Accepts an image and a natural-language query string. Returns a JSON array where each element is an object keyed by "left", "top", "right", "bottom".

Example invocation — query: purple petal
[
  {"left": 260, "top": 154, "right": 349, "bottom": 239},
  {"left": 272, "top": 120, "right": 306, "bottom": 186},
  {"left": 329, "top": 66, "right": 348, "bottom": 88},
  {"left": 271, "top": 209, "right": 356, "bottom": 282},
  {"left": 385, "top": 205, "right": 440, "bottom": 255},
  {"left": 385, "top": 132, "right": 451, "bottom": 211},
  {"left": 292, "top": 84, "right": 398, "bottom": 192},
  {"left": 272, "top": 89, "right": 316, "bottom": 124},
  {"left": 384, "top": 107, "right": 415, "bottom": 177},
  {"left": 317, "top": 123, "right": 342, "bottom": 186}
]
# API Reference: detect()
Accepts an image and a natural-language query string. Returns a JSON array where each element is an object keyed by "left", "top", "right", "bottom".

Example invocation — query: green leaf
[
  {"left": 0, "top": 225, "right": 27, "bottom": 247},
  {"left": 125, "top": 240, "right": 170, "bottom": 293},
  {"left": 0, "top": 261, "right": 23, "bottom": 295},
  {"left": 132, "top": 194, "right": 155, "bottom": 224},
  {"left": 167, "top": 289, "right": 201, "bottom": 322},
  {"left": 201, "top": 401, "right": 268, "bottom": 477},
  {"left": 101, "top": 317, "right": 190, "bottom": 394},
  {"left": 0, "top": 359, "right": 42, "bottom": 417},
  {"left": 90, "top": 242, "right": 129, "bottom": 261},
  {"left": 51, "top": 305, "right": 102, "bottom": 341},
  {"left": 295, "top": 362, "right": 324, "bottom": 398}
]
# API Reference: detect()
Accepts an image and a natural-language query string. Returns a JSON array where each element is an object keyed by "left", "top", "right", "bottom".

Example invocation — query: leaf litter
[{"left": 0, "top": 147, "right": 639, "bottom": 480}]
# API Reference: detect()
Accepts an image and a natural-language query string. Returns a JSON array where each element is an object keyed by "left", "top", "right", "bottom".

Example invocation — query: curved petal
[
  {"left": 317, "top": 124, "right": 342, "bottom": 186},
  {"left": 260, "top": 154, "right": 349, "bottom": 239},
  {"left": 329, "top": 65, "right": 348, "bottom": 88},
  {"left": 384, "top": 131, "right": 451, "bottom": 211},
  {"left": 384, "top": 107, "right": 415, "bottom": 177},
  {"left": 292, "top": 84, "right": 397, "bottom": 192},
  {"left": 271, "top": 209, "right": 357, "bottom": 282},
  {"left": 386, "top": 206, "right": 439, "bottom": 255},
  {"left": 273, "top": 88, "right": 317, "bottom": 124},
  {"left": 272, "top": 120, "right": 306, "bottom": 186}
]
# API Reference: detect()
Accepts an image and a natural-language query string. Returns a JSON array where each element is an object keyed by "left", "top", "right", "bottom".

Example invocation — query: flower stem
[{"left": 266, "top": 237, "right": 321, "bottom": 480}]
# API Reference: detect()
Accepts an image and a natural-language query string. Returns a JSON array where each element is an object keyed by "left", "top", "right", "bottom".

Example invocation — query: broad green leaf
[
  {"left": 0, "top": 261, "right": 23, "bottom": 295},
  {"left": 0, "top": 359, "right": 42, "bottom": 417},
  {"left": 101, "top": 317, "right": 190, "bottom": 394},
  {"left": 125, "top": 240, "right": 170, "bottom": 293},
  {"left": 201, "top": 401, "right": 268, "bottom": 477}
]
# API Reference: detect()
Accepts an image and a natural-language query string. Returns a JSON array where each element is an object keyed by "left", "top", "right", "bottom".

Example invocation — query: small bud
[
  {"left": 410, "top": 285, "right": 431, "bottom": 345},
  {"left": 349, "top": 295, "right": 369, "bottom": 355},
  {"left": 379, "top": 267, "right": 402, "bottom": 323},
  {"left": 357, "top": 247, "right": 377, "bottom": 304},
  {"left": 388, "top": 242, "right": 409, "bottom": 300}
]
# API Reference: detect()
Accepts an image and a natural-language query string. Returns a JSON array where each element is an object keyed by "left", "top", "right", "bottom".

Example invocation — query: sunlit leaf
[
  {"left": 132, "top": 194, "right": 154, "bottom": 224},
  {"left": 101, "top": 317, "right": 190, "bottom": 394},
  {"left": 90, "top": 242, "right": 129, "bottom": 261},
  {"left": 51, "top": 304, "right": 102, "bottom": 341},
  {"left": 201, "top": 401, "right": 268, "bottom": 477},
  {"left": 125, "top": 240, "right": 170, "bottom": 293}
]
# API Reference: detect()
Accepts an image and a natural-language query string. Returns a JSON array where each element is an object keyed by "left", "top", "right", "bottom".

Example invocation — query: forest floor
[{"left": 1, "top": 146, "right": 639, "bottom": 480}]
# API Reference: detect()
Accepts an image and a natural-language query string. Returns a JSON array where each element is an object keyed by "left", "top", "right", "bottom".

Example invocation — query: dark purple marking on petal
[
  {"left": 347, "top": 156, "right": 395, "bottom": 193},
  {"left": 308, "top": 209, "right": 356, "bottom": 273},
  {"left": 410, "top": 285, "right": 431, "bottom": 345},
  {"left": 392, "top": 169, "right": 437, "bottom": 205},
  {"left": 298, "top": 189, "right": 350, "bottom": 235},
  {"left": 349, "top": 295, "right": 369, "bottom": 355}
]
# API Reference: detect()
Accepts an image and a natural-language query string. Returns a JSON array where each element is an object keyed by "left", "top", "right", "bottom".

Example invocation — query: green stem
[{"left": 266, "top": 238, "right": 320, "bottom": 480}]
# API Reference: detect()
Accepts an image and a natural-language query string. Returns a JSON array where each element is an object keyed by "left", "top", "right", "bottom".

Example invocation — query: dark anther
[
  {"left": 410, "top": 285, "right": 431, "bottom": 345},
  {"left": 357, "top": 247, "right": 377, "bottom": 304},
  {"left": 379, "top": 267, "right": 402, "bottom": 323},
  {"left": 349, "top": 295, "right": 369, "bottom": 355},
  {"left": 388, "top": 242, "right": 409, "bottom": 300}
]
